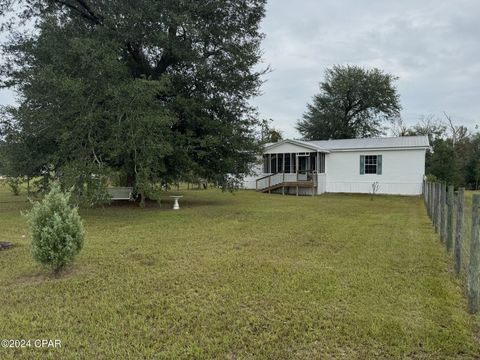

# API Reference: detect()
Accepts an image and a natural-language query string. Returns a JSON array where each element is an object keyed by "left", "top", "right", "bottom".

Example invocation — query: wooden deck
[{"left": 258, "top": 180, "right": 315, "bottom": 194}]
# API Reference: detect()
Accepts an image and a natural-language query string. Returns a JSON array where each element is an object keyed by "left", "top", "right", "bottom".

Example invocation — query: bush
[{"left": 25, "top": 182, "right": 85, "bottom": 273}]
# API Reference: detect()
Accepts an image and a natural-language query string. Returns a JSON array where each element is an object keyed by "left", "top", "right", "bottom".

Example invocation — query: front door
[{"left": 297, "top": 155, "right": 309, "bottom": 180}]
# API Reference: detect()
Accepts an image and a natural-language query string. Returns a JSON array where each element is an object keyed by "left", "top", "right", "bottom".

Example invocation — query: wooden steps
[{"left": 259, "top": 181, "right": 315, "bottom": 193}]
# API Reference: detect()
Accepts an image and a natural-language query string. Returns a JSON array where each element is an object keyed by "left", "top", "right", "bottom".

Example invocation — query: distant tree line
[{"left": 392, "top": 115, "right": 480, "bottom": 189}]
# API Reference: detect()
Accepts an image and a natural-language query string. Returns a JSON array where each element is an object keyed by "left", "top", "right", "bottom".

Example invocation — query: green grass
[{"left": 1, "top": 186, "right": 479, "bottom": 359}]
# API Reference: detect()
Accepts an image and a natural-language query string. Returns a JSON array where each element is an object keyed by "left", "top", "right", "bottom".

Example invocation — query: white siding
[
  {"left": 317, "top": 173, "right": 327, "bottom": 194},
  {"left": 325, "top": 149, "right": 426, "bottom": 195},
  {"left": 242, "top": 162, "right": 263, "bottom": 189}
]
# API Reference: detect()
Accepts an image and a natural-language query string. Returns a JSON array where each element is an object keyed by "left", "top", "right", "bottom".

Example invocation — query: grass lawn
[{"left": 1, "top": 185, "right": 479, "bottom": 359}]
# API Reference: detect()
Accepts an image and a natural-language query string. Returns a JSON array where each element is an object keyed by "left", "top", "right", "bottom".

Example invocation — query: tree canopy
[
  {"left": 296, "top": 65, "right": 401, "bottom": 140},
  {"left": 260, "top": 119, "right": 283, "bottom": 143},
  {"left": 0, "top": 0, "right": 267, "bottom": 204},
  {"left": 391, "top": 115, "right": 480, "bottom": 189}
]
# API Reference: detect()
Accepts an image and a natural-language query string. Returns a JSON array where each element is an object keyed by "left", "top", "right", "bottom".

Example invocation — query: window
[
  {"left": 364, "top": 155, "right": 377, "bottom": 174},
  {"left": 360, "top": 155, "right": 382, "bottom": 175}
]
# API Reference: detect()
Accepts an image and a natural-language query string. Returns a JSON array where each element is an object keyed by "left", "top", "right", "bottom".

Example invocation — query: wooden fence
[{"left": 423, "top": 180, "right": 480, "bottom": 314}]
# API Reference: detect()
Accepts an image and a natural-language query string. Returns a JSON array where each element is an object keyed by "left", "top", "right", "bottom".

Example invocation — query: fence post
[
  {"left": 430, "top": 182, "right": 434, "bottom": 223},
  {"left": 433, "top": 183, "right": 437, "bottom": 229},
  {"left": 431, "top": 182, "right": 435, "bottom": 221},
  {"left": 437, "top": 183, "right": 441, "bottom": 231},
  {"left": 436, "top": 183, "right": 442, "bottom": 232},
  {"left": 433, "top": 182, "right": 436, "bottom": 222},
  {"left": 440, "top": 183, "right": 446, "bottom": 242},
  {"left": 426, "top": 180, "right": 429, "bottom": 207},
  {"left": 454, "top": 188, "right": 464, "bottom": 274},
  {"left": 446, "top": 185, "right": 454, "bottom": 252},
  {"left": 430, "top": 182, "right": 434, "bottom": 221},
  {"left": 426, "top": 182, "right": 429, "bottom": 217},
  {"left": 468, "top": 194, "right": 480, "bottom": 314},
  {"left": 437, "top": 183, "right": 441, "bottom": 232},
  {"left": 422, "top": 179, "right": 425, "bottom": 203},
  {"left": 427, "top": 182, "right": 431, "bottom": 219},
  {"left": 428, "top": 182, "right": 433, "bottom": 219}
]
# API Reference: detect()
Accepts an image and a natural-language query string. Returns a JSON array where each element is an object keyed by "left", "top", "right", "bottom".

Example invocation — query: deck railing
[{"left": 256, "top": 171, "right": 317, "bottom": 191}]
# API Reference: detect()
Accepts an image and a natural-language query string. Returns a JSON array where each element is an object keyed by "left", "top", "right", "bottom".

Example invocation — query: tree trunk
[{"left": 126, "top": 172, "right": 135, "bottom": 187}]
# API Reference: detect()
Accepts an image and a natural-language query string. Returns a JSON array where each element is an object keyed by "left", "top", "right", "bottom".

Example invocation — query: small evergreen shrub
[{"left": 25, "top": 182, "right": 85, "bottom": 273}]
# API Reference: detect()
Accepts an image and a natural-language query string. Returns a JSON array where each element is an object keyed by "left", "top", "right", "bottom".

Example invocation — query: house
[{"left": 243, "top": 136, "right": 430, "bottom": 196}]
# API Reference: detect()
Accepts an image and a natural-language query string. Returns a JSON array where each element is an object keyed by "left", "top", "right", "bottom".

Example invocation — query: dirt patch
[
  {"left": 14, "top": 265, "right": 83, "bottom": 285},
  {"left": 0, "top": 242, "right": 14, "bottom": 250}
]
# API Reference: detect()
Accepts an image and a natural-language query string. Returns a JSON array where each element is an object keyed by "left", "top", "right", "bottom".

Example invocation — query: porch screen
[
  {"left": 318, "top": 153, "right": 325, "bottom": 173},
  {"left": 284, "top": 154, "right": 291, "bottom": 173},
  {"left": 270, "top": 154, "right": 277, "bottom": 173}
]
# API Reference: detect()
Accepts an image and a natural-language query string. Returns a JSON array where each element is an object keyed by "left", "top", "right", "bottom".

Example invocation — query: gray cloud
[
  {"left": 0, "top": 89, "right": 15, "bottom": 106},
  {"left": 1, "top": 1, "right": 479, "bottom": 138},
  {"left": 252, "top": 0, "right": 480, "bottom": 137}
]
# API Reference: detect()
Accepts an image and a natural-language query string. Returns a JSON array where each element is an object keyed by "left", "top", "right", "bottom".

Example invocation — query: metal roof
[
  {"left": 265, "top": 136, "right": 430, "bottom": 152},
  {"left": 308, "top": 136, "right": 430, "bottom": 150}
]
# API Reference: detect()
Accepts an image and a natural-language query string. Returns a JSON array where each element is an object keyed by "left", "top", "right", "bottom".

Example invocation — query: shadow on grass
[
  {"left": 104, "top": 196, "right": 230, "bottom": 210},
  {"left": 12, "top": 264, "right": 85, "bottom": 286}
]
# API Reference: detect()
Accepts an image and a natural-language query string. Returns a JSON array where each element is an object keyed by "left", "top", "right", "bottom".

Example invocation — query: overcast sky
[
  {"left": 1, "top": 0, "right": 479, "bottom": 139},
  {"left": 251, "top": 0, "right": 480, "bottom": 138}
]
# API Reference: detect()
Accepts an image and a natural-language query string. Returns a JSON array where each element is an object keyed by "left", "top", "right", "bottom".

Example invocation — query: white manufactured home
[{"left": 243, "top": 136, "right": 430, "bottom": 196}]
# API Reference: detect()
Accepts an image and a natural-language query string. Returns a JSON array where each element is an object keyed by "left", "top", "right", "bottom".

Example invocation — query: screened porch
[
  {"left": 262, "top": 152, "right": 326, "bottom": 176},
  {"left": 256, "top": 151, "right": 327, "bottom": 195}
]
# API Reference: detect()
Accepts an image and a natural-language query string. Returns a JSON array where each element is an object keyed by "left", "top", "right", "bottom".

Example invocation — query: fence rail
[{"left": 423, "top": 180, "right": 480, "bottom": 313}]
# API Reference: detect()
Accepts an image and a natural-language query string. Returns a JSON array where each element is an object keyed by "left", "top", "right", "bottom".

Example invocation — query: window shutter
[
  {"left": 377, "top": 155, "right": 382, "bottom": 175},
  {"left": 360, "top": 155, "right": 365, "bottom": 175}
]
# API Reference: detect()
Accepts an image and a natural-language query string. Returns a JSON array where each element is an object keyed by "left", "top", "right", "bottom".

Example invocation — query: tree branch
[
  {"left": 444, "top": 111, "right": 458, "bottom": 147},
  {"left": 51, "top": 0, "right": 102, "bottom": 25},
  {"left": 154, "top": 25, "right": 178, "bottom": 76}
]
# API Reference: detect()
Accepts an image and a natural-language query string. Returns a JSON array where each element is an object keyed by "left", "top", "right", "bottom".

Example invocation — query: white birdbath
[{"left": 170, "top": 195, "right": 183, "bottom": 210}]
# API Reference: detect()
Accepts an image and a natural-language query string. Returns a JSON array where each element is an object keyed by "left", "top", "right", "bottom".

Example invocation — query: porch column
[
  {"left": 296, "top": 153, "right": 299, "bottom": 181},
  {"left": 296, "top": 153, "right": 299, "bottom": 196},
  {"left": 316, "top": 151, "right": 320, "bottom": 195}
]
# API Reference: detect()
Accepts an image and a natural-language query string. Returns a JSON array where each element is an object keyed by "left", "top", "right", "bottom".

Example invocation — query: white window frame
[{"left": 364, "top": 155, "right": 378, "bottom": 174}]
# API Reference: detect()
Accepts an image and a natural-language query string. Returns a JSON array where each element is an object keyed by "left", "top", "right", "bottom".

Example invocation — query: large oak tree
[
  {"left": 0, "top": 0, "right": 266, "bottom": 204},
  {"left": 296, "top": 65, "right": 401, "bottom": 140}
]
